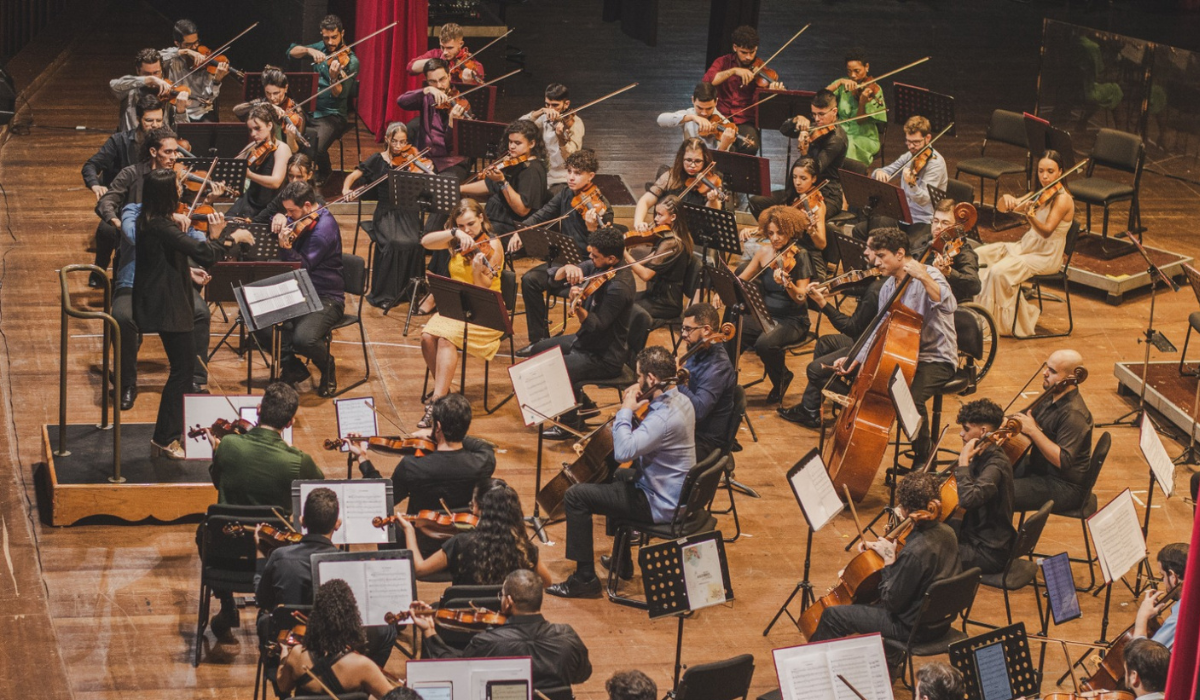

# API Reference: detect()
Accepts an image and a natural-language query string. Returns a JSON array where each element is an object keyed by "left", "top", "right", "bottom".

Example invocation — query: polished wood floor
[{"left": 2, "top": 1, "right": 1200, "bottom": 699}]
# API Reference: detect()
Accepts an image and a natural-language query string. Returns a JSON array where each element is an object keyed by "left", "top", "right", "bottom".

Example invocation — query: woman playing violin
[
  {"left": 952, "top": 399, "right": 1016, "bottom": 576},
  {"left": 342, "top": 122, "right": 429, "bottom": 309},
  {"left": 743, "top": 158, "right": 831, "bottom": 274},
  {"left": 275, "top": 579, "right": 396, "bottom": 699},
  {"left": 418, "top": 200, "right": 505, "bottom": 420},
  {"left": 233, "top": 66, "right": 308, "bottom": 152},
  {"left": 701, "top": 25, "right": 785, "bottom": 156},
  {"left": 825, "top": 49, "right": 887, "bottom": 165},
  {"left": 627, "top": 196, "right": 695, "bottom": 327},
  {"left": 460, "top": 119, "right": 549, "bottom": 235},
  {"left": 733, "top": 206, "right": 815, "bottom": 403},
  {"left": 974, "top": 150, "right": 1076, "bottom": 337},
  {"left": 227, "top": 103, "right": 293, "bottom": 220},
  {"left": 633, "top": 138, "right": 723, "bottom": 233},
  {"left": 396, "top": 478, "right": 552, "bottom": 586}
]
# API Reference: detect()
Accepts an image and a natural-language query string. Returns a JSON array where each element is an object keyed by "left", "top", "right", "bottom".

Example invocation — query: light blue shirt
[
  {"left": 1150, "top": 602, "right": 1177, "bottom": 649},
  {"left": 116, "top": 203, "right": 206, "bottom": 290},
  {"left": 613, "top": 388, "right": 696, "bottom": 523},
  {"left": 876, "top": 147, "right": 948, "bottom": 224},
  {"left": 854, "top": 267, "right": 958, "bottom": 367}
]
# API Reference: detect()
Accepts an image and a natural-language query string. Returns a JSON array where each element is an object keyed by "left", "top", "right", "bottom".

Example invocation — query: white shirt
[{"left": 521, "top": 111, "right": 583, "bottom": 185}]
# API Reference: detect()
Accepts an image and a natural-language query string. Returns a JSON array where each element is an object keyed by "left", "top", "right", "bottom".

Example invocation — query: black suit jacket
[
  {"left": 82, "top": 129, "right": 140, "bottom": 189},
  {"left": 255, "top": 533, "right": 338, "bottom": 611},
  {"left": 424, "top": 614, "right": 592, "bottom": 690}
]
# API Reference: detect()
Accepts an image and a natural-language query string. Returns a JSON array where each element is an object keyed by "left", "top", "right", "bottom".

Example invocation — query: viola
[
  {"left": 907, "top": 148, "right": 935, "bottom": 180},
  {"left": 372, "top": 511, "right": 478, "bottom": 540},
  {"left": 192, "top": 45, "right": 246, "bottom": 81},
  {"left": 571, "top": 183, "right": 609, "bottom": 223},
  {"left": 384, "top": 606, "right": 506, "bottom": 631},
  {"left": 624, "top": 224, "right": 673, "bottom": 249},
  {"left": 813, "top": 267, "right": 883, "bottom": 295},
  {"left": 177, "top": 201, "right": 215, "bottom": 232},
  {"left": 188, "top": 417, "right": 253, "bottom": 440},
  {"left": 1030, "top": 182, "right": 1065, "bottom": 213},
  {"left": 323, "top": 436, "right": 436, "bottom": 456},
  {"left": 1001, "top": 367, "right": 1089, "bottom": 465},
  {"left": 391, "top": 145, "right": 435, "bottom": 174},
  {"left": 684, "top": 171, "right": 727, "bottom": 201},
  {"left": 223, "top": 522, "right": 303, "bottom": 553},
  {"left": 447, "top": 49, "right": 485, "bottom": 84},
  {"left": 246, "top": 138, "right": 278, "bottom": 169},
  {"left": 675, "top": 322, "right": 737, "bottom": 382}
]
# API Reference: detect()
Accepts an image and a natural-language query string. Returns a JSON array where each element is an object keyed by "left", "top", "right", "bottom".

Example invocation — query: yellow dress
[{"left": 421, "top": 245, "right": 506, "bottom": 360}]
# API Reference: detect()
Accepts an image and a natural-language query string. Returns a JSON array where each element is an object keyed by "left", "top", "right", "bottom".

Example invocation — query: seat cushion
[
  {"left": 981, "top": 559, "right": 1038, "bottom": 590},
  {"left": 957, "top": 157, "right": 1025, "bottom": 180},
  {"left": 588, "top": 366, "right": 638, "bottom": 390},
  {"left": 1191, "top": 311, "right": 1200, "bottom": 332},
  {"left": 910, "top": 628, "right": 970, "bottom": 656},
  {"left": 758, "top": 690, "right": 782, "bottom": 700},
  {"left": 331, "top": 314, "right": 360, "bottom": 331},
  {"left": 940, "top": 376, "right": 972, "bottom": 395},
  {"left": 1054, "top": 492, "right": 1098, "bottom": 518},
  {"left": 1069, "top": 177, "right": 1134, "bottom": 204}
]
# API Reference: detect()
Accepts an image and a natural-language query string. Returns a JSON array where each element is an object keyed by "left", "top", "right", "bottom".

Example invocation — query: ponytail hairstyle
[
  {"left": 505, "top": 118, "right": 547, "bottom": 166},
  {"left": 657, "top": 195, "right": 694, "bottom": 257}
]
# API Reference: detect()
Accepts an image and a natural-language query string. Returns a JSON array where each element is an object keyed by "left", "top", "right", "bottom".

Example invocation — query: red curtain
[
  {"left": 1165, "top": 504, "right": 1200, "bottom": 697},
  {"left": 355, "top": 0, "right": 428, "bottom": 142}
]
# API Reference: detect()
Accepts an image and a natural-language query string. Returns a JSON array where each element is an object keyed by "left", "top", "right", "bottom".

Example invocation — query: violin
[
  {"left": 1043, "top": 693, "right": 1133, "bottom": 700},
  {"left": 433, "top": 85, "right": 475, "bottom": 119},
  {"left": 929, "top": 202, "right": 977, "bottom": 273},
  {"left": 683, "top": 171, "right": 727, "bottom": 202},
  {"left": 245, "top": 138, "right": 278, "bottom": 169},
  {"left": 907, "top": 148, "right": 935, "bottom": 180},
  {"left": 384, "top": 606, "right": 506, "bottom": 631},
  {"left": 447, "top": 49, "right": 484, "bottom": 84},
  {"left": 748, "top": 58, "right": 780, "bottom": 89},
  {"left": 447, "top": 227, "right": 500, "bottom": 276},
  {"left": 222, "top": 522, "right": 303, "bottom": 553},
  {"left": 177, "top": 201, "right": 216, "bottom": 232},
  {"left": 391, "top": 144, "right": 435, "bottom": 174},
  {"left": 188, "top": 417, "right": 254, "bottom": 440},
  {"left": 675, "top": 323, "right": 737, "bottom": 382},
  {"left": 191, "top": 45, "right": 246, "bottom": 81},
  {"left": 570, "top": 183, "right": 609, "bottom": 223},
  {"left": 1029, "top": 182, "right": 1065, "bottom": 213},
  {"left": 174, "top": 163, "right": 232, "bottom": 196},
  {"left": 282, "top": 209, "right": 322, "bottom": 247},
  {"left": 1000, "top": 366, "right": 1089, "bottom": 464},
  {"left": 812, "top": 267, "right": 883, "bottom": 295},
  {"left": 323, "top": 436, "right": 436, "bottom": 455},
  {"left": 568, "top": 269, "right": 616, "bottom": 316},
  {"left": 372, "top": 511, "right": 478, "bottom": 540},
  {"left": 268, "top": 610, "right": 308, "bottom": 655},
  {"left": 624, "top": 224, "right": 673, "bottom": 249}
]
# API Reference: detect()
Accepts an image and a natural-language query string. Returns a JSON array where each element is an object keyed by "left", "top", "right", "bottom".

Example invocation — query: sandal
[{"left": 417, "top": 403, "right": 434, "bottom": 430}]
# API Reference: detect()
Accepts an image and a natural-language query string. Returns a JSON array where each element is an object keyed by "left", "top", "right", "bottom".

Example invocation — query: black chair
[
  {"left": 1012, "top": 221, "right": 1081, "bottom": 339},
  {"left": 1069, "top": 129, "right": 1144, "bottom": 243},
  {"left": 578, "top": 308, "right": 651, "bottom": 402},
  {"left": 606, "top": 453, "right": 728, "bottom": 608},
  {"left": 927, "top": 304, "right": 999, "bottom": 453},
  {"left": 255, "top": 603, "right": 311, "bottom": 700},
  {"left": 1178, "top": 265, "right": 1200, "bottom": 375},
  {"left": 194, "top": 505, "right": 288, "bottom": 666},
  {"left": 964, "top": 500, "right": 1053, "bottom": 630},
  {"left": 323, "top": 253, "right": 370, "bottom": 396},
  {"left": 955, "top": 109, "right": 1030, "bottom": 208},
  {"left": 647, "top": 254, "right": 702, "bottom": 350},
  {"left": 676, "top": 653, "right": 755, "bottom": 700},
  {"left": 336, "top": 83, "right": 364, "bottom": 173},
  {"left": 1023, "top": 431, "right": 1111, "bottom": 592},
  {"left": 432, "top": 584, "right": 504, "bottom": 653},
  {"left": 885, "top": 567, "right": 982, "bottom": 689},
  {"left": 711, "top": 385, "right": 749, "bottom": 542},
  {"left": 539, "top": 686, "right": 574, "bottom": 700}
]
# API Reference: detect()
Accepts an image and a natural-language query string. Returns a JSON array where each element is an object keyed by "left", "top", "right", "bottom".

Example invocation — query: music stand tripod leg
[
  {"left": 763, "top": 527, "right": 816, "bottom": 636},
  {"left": 401, "top": 276, "right": 430, "bottom": 333},
  {"left": 1175, "top": 375, "right": 1200, "bottom": 466},
  {"left": 525, "top": 425, "right": 552, "bottom": 544}
]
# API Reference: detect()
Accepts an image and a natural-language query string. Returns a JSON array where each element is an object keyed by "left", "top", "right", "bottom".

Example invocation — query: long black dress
[{"left": 355, "top": 152, "right": 426, "bottom": 308}]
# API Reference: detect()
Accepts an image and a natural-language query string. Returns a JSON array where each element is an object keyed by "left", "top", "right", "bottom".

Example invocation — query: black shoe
[
  {"left": 190, "top": 383, "right": 209, "bottom": 394},
  {"left": 314, "top": 171, "right": 330, "bottom": 188},
  {"left": 279, "top": 358, "right": 311, "bottom": 385},
  {"left": 209, "top": 607, "right": 238, "bottom": 640},
  {"left": 546, "top": 574, "right": 602, "bottom": 599},
  {"left": 316, "top": 358, "right": 337, "bottom": 397},
  {"left": 766, "top": 370, "right": 794, "bottom": 404},
  {"left": 120, "top": 386, "right": 137, "bottom": 411},
  {"left": 543, "top": 424, "right": 582, "bottom": 441},
  {"left": 600, "top": 554, "right": 634, "bottom": 581},
  {"left": 88, "top": 271, "right": 106, "bottom": 289},
  {"left": 515, "top": 343, "right": 539, "bottom": 358},
  {"left": 777, "top": 404, "right": 820, "bottom": 428}
]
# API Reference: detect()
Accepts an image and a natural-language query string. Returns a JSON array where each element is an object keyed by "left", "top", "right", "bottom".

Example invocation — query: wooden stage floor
[{"left": 1, "top": 1, "right": 1199, "bottom": 699}]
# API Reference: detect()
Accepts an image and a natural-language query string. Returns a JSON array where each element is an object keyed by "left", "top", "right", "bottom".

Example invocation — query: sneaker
[
  {"left": 151, "top": 439, "right": 186, "bottom": 460},
  {"left": 545, "top": 573, "right": 603, "bottom": 599}
]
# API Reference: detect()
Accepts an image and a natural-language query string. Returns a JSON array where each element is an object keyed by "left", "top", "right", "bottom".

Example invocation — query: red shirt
[{"left": 703, "top": 54, "right": 756, "bottom": 125}]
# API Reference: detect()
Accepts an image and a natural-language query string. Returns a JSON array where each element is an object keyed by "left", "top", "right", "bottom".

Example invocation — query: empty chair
[
  {"left": 1069, "top": 129, "right": 1144, "bottom": 242},
  {"left": 955, "top": 109, "right": 1030, "bottom": 208}
]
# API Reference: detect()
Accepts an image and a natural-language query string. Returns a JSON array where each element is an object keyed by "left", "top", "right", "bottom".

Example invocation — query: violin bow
[
  {"left": 748, "top": 24, "right": 811, "bottom": 80},
  {"left": 302, "top": 667, "right": 343, "bottom": 700},
  {"left": 291, "top": 73, "right": 359, "bottom": 112},
  {"left": 886, "top": 122, "right": 954, "bottom": 182},
  {"left": 272, "top": 507, "right": 300, "bottom": 534},
  {"left": 172, "top": 22, "right": 260, "bottom": 86},
  {"left": 1012, "top": 158, "right": 1089, "bottom": 208},
  {"left": 676, "top": 161, "right": 719, "bottom": 200},
  {"left": 553, "top": 82, "right": 639, "bottom": 123},
  {"left": 836, "top": 675, "right": 869, "bottom": 700},
  {"left": 314, "top": 21, "right": 398, "bottom": 64},
  {"left": 453, "top": 68, "right": 522, "bottom": 101},
  {"left": 548, "top": 250, "right": 675, "bottom": 336},
  {"left": 449, "top": 29, "right": 515, "bottom": 74},
  {"left": 843, "top": 485, "right": 868, "bottom": 544},
  {"left": 1002, "top": 362, "right": 1048, "bottom": 412},
  {"left": 812, "top": 109, "right": 889, "bottom": 132},
  {"left": 746, "top": 240, "right": 800, "bottom": 283},
  {"left": 185, "top": 157, "right": 220, "bottom": 218},
  {"left": 853, "top": 56, "right": 931, "bottom": 91}
]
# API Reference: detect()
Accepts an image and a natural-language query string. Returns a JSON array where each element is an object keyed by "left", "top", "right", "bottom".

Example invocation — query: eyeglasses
[
  {"left": 680, "top": 324, "right": 706, "bottom": 335},
  {"left": 682, "top": 158, "right": 705, "bottom": 166}
]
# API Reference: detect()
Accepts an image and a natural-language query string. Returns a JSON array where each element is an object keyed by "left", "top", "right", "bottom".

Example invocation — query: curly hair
[
  {"left": 505, "top": 118, "right": 547, "bottom": 166},
  {"left": 757, "top": 205, "right": 809, "bottom": 243},
  {"left": 956, "top": 399, "right": 1003, "bottom": 430},
  {"left": 460, "top": 479, "right": 534, "bottom": 585},
  {"left": 606, "top": 670, "right": 657, "bottom": 700},
  {"left": 867, "top": 227, "right": 908, "bottom": 256},
  {"left": 306, "top": 579, "right": 366, "bottom": 657},
  {"left": 896, "top": 473, "right": 941, "bottom": 514}
]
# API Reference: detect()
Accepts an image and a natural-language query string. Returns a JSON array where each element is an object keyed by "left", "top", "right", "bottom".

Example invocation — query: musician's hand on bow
[
  {"left": 308, "top": 47, "right": 328, "bottom": 63},
  {"left": 832, "top": 77, "right": 858, "bottom": 93},
  {"left": 425, "top": 86, "right": 451, "bottom": 106},
  {"left": 622, "top": 384, "right": 648, "bottom": 413},
  {"left": 506, "top": 233, "right": 523, "bottom": 254},
  {"left": 958, "top": 437, "right": 981, "bottom": 467},
  {"left": 832, "top": 357, "right": 859, "bottom": 376},
  {"left": 172, "top": 212, "right": 191, "bottom": 231},
  {"left": 729, "top": 67, "right": 755, "bottom": 84},
  {"left": 871, "top": 169, "right": 889, "bottom": 182},
  {"left": 270, "top": 213, "right": 289, "bottom": 234},
  {"left": 559, "top": 264, "right": 584, "bottom": 286},
  {"left": 691, "top": 115, "right": 715, "bottom": 137},
  {"left": 189, "top": 267, "right": 212, "bottom": 287},
  {"left": 739, "top": 226, "right": 759, "bottom": 243},
  {"left": 451, "top": 229, "right": 476, "bottom": 252},
  {"left": 997, "top": 193, "right": 1019, "bottom": 214}
]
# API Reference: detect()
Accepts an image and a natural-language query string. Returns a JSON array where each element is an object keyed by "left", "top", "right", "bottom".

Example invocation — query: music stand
[
  {"left": 679, "top": 201, "right": 740, "bottom": 269},
  {"left": 755, "top": 88, "right": 815, "bottom": 173},
  {"left": 948, "top": 623, "right": 1039, "bottom": 700},
  {"left": 451, "top": 81, "right": 497, "bottom": 122},
  {"left": 241, "top": 71, "right": 318, "bottom": 106},
  {"left": 207, "top": 261, "right": 300, "bottom": 389},
  {"left": 176, "top": 122, "right": 251, "bottom": 157},
  {"left": 177, "top": 157, "right": 249, "bottom": 195},
  {"left": 834, "top": 233, "right": 870, "bottom": 273},
  {"left": 425, "top": 273, "right": 515, "bottom": 413},
  {"left": 710, "top": 149, "right": 772, "bottom": 197},
  {"left": 452, "top": 118, "right": 507, "bottom": 164},
  {"left": 705, "top": 261, "right": 775, "bottom": 363},
  {"left": 841, "top": 168, "right": 912, "bottom": 225},
  {"left": 892, "top": 83, "right": 956, "bottom": 135},
  {"left": 234, "top": 268, "right": 323, "bottom": 381},
  {"left": 521, "top": 227, "right": 585, "bottom": 266},
  {"left": 229, "top": 222, "right": 283, "bottom": 261},
  {"left": 389, "top": 170, "right": 461, "bottom": 322}
]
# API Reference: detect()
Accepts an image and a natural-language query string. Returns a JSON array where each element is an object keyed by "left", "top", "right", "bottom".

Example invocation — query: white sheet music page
[
  {"left": 789, "top": 451, "right": 844, "bottom": 532},
  {"left": 509, "top": 345, "right": 576, "bottom": 426},
  {"left": 364, "top": 557, "right": 414, "bottom": 625},
  {"left": 1087, "top": 489, "right": 1147, "bottom": 585},
  {"left": 341, "top": 481, "right": 389, "bottom": 545},
  {"left": 318, "top": 560, "right": 369, "bottom": 620},
  {"left": 335, "top": 397, "right": 378, "bottom": 453},
  {"left": 775, "top": 647, "right": 836, "bottom": 700},
  {"left": 680, "top": 539, "right": 727, "bottom": 610},
  {"left": 888, "top": 365, "right": 922, "bottom": 442},
  {"left": 1139, "top": 415, "right": 1176, "bottom": 498},
  {"left": 773, "top": 635, "right": 893, "bottom": 700},
  {"left": 244, "top": 278, "right": 304, "bottom": 316}
]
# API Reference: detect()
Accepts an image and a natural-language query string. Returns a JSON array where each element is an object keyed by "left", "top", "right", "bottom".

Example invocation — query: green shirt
[
  {"left": 287, "top": 41, "right": 360, "bottom": 119},
  {"left": 211, "top": 427, "right": 324, "bottom": 512},
  {"left": 833, "top": 84, "right": 887, "bottom": 165}
]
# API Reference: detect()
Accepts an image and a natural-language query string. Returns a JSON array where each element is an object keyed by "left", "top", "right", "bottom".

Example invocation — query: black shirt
[
  {"left": 779, "top": 121, "right": 848, "bottom": 202},
  {"left": 440, "top": 530, "right": 540, "bottom": 586},
  {"left": 82, "top": 129, "right": 140, "bottom": 189},
  {"left": 879, "top": 520, "right": 961, "bottom": 630},
  {"left": 954, "top": 443, "right": 1016, "bottom": 560},
  {"left": 642, "top": 237, "right": 689, "bottom": 311},
  {"left": 1028, "top": 389, "right": 1093, "bottom": 489},
  {"left": 758, "top": 252, "right": 812, "bottom": 324},
  {"left": 244, "top": 146, "right": 279, "bottom": 212},
  {"left": 945, "top": 240, "right": 981, "bottom": 303},
  {"left": 822, "top": 277, "right": 884, "bottom": 339},
  {"left": 549, "top": 262, "right": 636, "bottom": 369},
  {"left": 252, "top": 189, "right": 327, "bottom": 225},
  {"left": 424, "top": 614, "right": 592, "bottom": 691},
  {"left": 523, "top": 186, "right": 614, "bottom": 256},
  {"left": 486, "top": 160, "right": 548, "bottom": 233},
  {"left": 255, "top": 533, "right": 338, "bottom": 612}
]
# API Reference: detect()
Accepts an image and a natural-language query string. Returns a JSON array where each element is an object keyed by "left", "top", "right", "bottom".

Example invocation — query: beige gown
[{"left": 974, "top": 203, "right": 1073, "bottom": 337}]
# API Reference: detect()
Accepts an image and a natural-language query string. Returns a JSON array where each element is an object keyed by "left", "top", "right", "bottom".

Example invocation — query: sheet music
[
  {"left": 778, "top": 649, "right": 836, "bottom": 700},
  {"left": 827, "top": 646, "right": 884, "bottom": 700},
  {"left": 334, "top": 397, "right": 378, "bottom": 453},
  {"left": 1139, "top": 416, "right": 1176, "bottom": 498},
  {"left": 299, "top": 481, "right": 389, "bottom": 545},
  {"left": 317, "top": 559, "right": 368, "bottom": 617},
  {"left": 888, "top": 366, "right": 922, "bottom": 442},
  {"left": 244, "top": 278, "right": 304, "bottom": 316},
  {"left": 1087, "top": 489, "right": 1147, "bottom": 585},
  {"left": 788, "top": 450, "right": 844, "bottom": 532},
  {"left": 681, "top": 539, "right": 727, "bottom": 610},
  {"left": 774, "top": 636, "right": 893, "bottom": 700},
  {"left": 973, "top": 642, "right": 1013, "bottom": 700},
  {"left": 508, "top": 345, "right": 576, "bottom": 426},
  {"left": 364, "top": 557, "right": 414, "bottom": 625},
  {"left": 1039, "top": 553, "right": 1082, "bottom": 625}
]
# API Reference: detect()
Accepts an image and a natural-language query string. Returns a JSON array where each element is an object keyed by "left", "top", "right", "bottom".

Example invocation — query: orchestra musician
[
  {"left": 460, "top": 119, "right": 549, "bottom": 235},
  {"left": 287, "top": 14, "right": 359, "bottom": 185},
  {"left": 521, "top": 83, "right": 584, "bottom": 194},
  {"left": 232, "top": 66, "right": 309, "bottom": 151},
  {"left": 397, "top": 478, "right": 552, "bottom": 586},
  {"left": 861, "top": 116, "right": 948, "bottom": 243},
  {"left": 632, "top": 138, "right": 724, "bottom": 232},
  {"left": 808, "top": 472, "right": 961, "bottom": 676},
  {"left": 515, "top": 149, "right": 613, "bottom": 350},
  {"left": 255, "top": 152, "right": 324, "bottom": 225},
  {"left": 607, "top": 671, "right": 657, "bottom": 700},
  {"left": 342, "top": 122, "right": 427, "bottom": 309},
  {"left": 275, "top": 580, "right": 395, "bottom": 699},
  {"left": 627, "top": 195, "right": 695, "bottom": 329},
  {"left": 251, "top": 181, "right": 344, "bottom": 397},
  {"left": 226, "top": 103, "right": 292, "bottom": 220},
  {"left": 914, "top": 663, "right": 965, "bottom": 700},
  {"left": 109, "top": 47, "right": 178, "bottom": 132},
  {"left": 418, "top": 200, "right": 506, "bottom": 415},
  {"left": 83, "top": 93, "right": 164, "bottom": 289},
  {"left": 395, "top": 58, "right": 470, "bottom": 181},
  {"left": 952, "top": 399, "right": 1016, "bottom": 576},
  {"left": 547, "top": 346, "right": 696, "bottom": 598},
  {"left": 973, "top": 150, "right": 1076, "bottom": 337},
  {"left": 524, "top": 228, "right": 635, "bottom": 439},
  {"left": 825, "top": 48, "right": 887, "bottom": 165},
  {"left": 158, "top": 19, "right": 226, "bottom": 123},
  {"left": 656, "top": 82, "right": 737, "bottom": 152},
  {"left": 1134, "top": 543, "right": 1187, "bottom": 648},
  {"left": 928, "top": 199, "right": 981, "bottom": 303},
  {"left": 701, "top": 25, "right": 784, "bottom": 155},
  {"left": 412, "top": 569, "right": 592, "bottom": 690},
  {"left": 1010, "top": 349, "right": 1093, "bottom": 513},
  {"left": 742, "top": 157, "right": 830, "bottom": 276},
  {"left": 778, "top": 248, "right": 885, "bottom": 427},
  {"left": 753, "top": 90, "right": 847, "bottom": 218},
  {"left": 1124, "top": 638, "right": 1170, "bottom": 700},
  {"left": 835, "top": 228, "right": 957, "bottom": 465},
  {"left": 407, "top": 23, "right": 485, "bottom": 85},
  {"left": 677, "top": 303, "right": 737, "bottom": 458},
  {"left": 351, "top": 394, "right": 496, "bottom": 558},
  {"left": 732, "top": 206, "right": 816, "bottom": 404}
]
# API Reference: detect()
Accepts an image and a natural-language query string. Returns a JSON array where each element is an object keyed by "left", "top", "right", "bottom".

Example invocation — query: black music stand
[
  {"left": 241, "top": 72, "right": 318, "bottom": 105},
  {"left": 207, "top": 261, "right": 300, "bottom": 388},
  {"left": 841, "top": 168, "right": 912, "bottom": 225},
  {"left": 679, "top": 201, "right": 740, "bottom": 271},
  {"left": 176, "top": 122, "right": 250, "bottom": 158},
  {"left": 948, "top": 623, "right": 1040, "bottom": 700},
  {"left": 177, "top": 157, "right": 249, "bottom": 195},
  {"left": 452, "top": 118, "right": 507, "bottom": 165},
  {"left": 229, "top": 266, "right": 318, "bottom": 386},
  {"left": 521, "top": 227, "right": 585, "bottom": 266},
  {"left": 1023, "top": 113, "right": 1076, "bottom": 169},
  {"left": 451, "top": 81, "right": 497, "bottom": 122},
  {"left": 755, "top": 88, "right": 815, "bottom": 172},
  {"left": 710, "top": 149, "right": 772, "bottom": 197},
  {"left": 834, "top": 232, "right": 870, "bottom": 273},
  {"left": 892, "top": 83, "right": 956, "bottom": 163},
  {"left": 389, "top": 170, "right": 461, "bottom": 323},
  {"left": 425, "top": 273, "right": 515, "bottom": 413},
  {"left": 230, "top": 222, "right": 283, "bottom": 261}
]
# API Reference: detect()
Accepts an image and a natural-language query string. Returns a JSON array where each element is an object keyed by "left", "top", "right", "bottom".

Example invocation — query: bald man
[{"left": 1011, "top": 349, "right": 1094, "bottom": 512}]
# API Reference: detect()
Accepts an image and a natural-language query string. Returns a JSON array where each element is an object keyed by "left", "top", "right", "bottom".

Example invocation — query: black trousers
[
  {"left": 563, "top": 479, "right": 652, "bottom": 566},
  {"left": 113, "top": 288, "right": 210, "bottom": 390},
  {"left": 93, "top": 220, "right": 120, "bottom": 272},
  {"left": 810, "top": 603, "right": 930, "bottom": 669},
  {"left": 254, "top": 297, "right": 344, "bottom": 374},
  {"left": 731, "top": 316, "right": 807, "bottom": 390},
  {"left": 520, "top": 262, "right": 569, "bottom": 345},
  {"left": 304, "top": 114, "right": 349, "bottom": 175},
  {"left": 153, "top": 329, "right": 195, "bottom": 445},
  {"left": 909, "top": 361, "right": 957, "bottom": 463},
  {"left": 1013, "top": 473, "right": 1084, "bottom": 513},
  {"left": 959, "top": 540, "right": 1009, "bottom": 576},
  {"left": 797, "top": 333, "right": 854, "bottom": 416},
  {"left": 526, "top": 335, "right": 622, "bottom": 425}
]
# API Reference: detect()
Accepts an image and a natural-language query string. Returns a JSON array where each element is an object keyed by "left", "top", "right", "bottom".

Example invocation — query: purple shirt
[
  {"left": 280, "top": 211, "right": 344, "bottom": 304},
  {"left": 396, "top": 88, "right": 466, "bottom": 173}
]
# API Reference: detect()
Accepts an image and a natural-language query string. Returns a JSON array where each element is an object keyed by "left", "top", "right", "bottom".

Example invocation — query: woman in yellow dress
[{"left": 418, "top": 199, "right": 506, "bottom": 427}]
